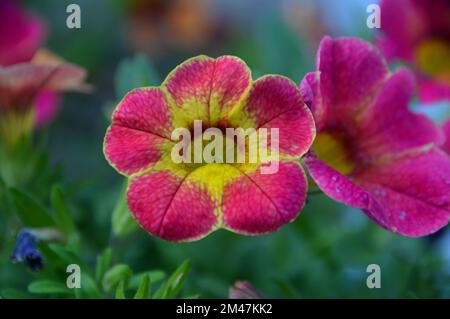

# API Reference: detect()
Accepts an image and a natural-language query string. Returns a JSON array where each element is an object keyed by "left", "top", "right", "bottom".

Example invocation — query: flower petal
[
  {"left": 127, "top": 170, "right": 218, "bottom": 242},
  {"left": 443, "top": 120, "right": 450, "bottom": 154},
  {"left": 0, "top": 0, "right": 46, "bottom": 66},
  {"left": 355, "top": 148, "right": 450, "bottom": 237},
  {"left": 34, "top": 90, "right": 60, "bottom": 128},
  {"left": 104, "top": 88, "right": 174, "bottom": 176},
  {"left": 163, "top": 55, "right": 251, "bottom": 127},
  {"left": 111, "top": 88, "right": 174, "bottom": 139},
  {"left": 231, "top": 75, "right": 315, "bottom": 158},
  {"left": 315, "top": 37, "right": 389, "bottom": 131},
  {"left": 417, "top": 77, "right": 450, "bottom": 103},
  {"left": 354, "top": 68, "right": 444, "bottom": 158},
  {"left": 303, "top": 153, "right": 370, "bottom": 209},
  {"left": 0, "top": 63, "right": 86, "bottom": 109},
  {"left": 378, "top": 0, "right": 427, "bottom": 61},
  {"left": 104, "top": 125, "right": 172, "bottom": 176},
  {"left": 222, "top": 161, "right": 307, "bottom": 235}
]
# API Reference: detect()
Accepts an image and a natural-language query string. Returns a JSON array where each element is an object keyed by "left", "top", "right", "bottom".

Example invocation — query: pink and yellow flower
[
  {"left": 0, "top": 50, "right": 88, "bottom": 145},
  {"left": 0, "top": 0, "right": 88, "bottom": 144},
  {"left": 378, "top": 0, "right": 450, "bottom": 103},
  {"left": 104, "top": 55, "right": 316, "bottom": 242},
  {"left": 301, "top": 37, "right": 450, "bottom": 237}
]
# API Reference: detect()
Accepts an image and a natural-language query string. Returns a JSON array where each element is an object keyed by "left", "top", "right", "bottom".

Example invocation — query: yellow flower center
[
  {"left": 312, "top": 131, "right": 356, "bottom": 175},
  {"left": 416, "top": 38, "right": 450, "bottom": 85}
]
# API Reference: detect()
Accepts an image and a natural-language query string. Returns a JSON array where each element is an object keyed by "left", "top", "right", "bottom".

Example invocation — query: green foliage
[
  {"left": 28, "top": 280, "right": 72, "bottom": 296},
  {"left": 9, "top": 187, "right": 54, "bottom": 227},
  {"left": 111, "top": 180, "right": 138, "bottom": 237},
  {"left": 103, "top": 264, "right": 132, "bottom": 292},
  {"left": 153, "top": 260, "right": 191, "bottom": 299},
  {"left": 133, "top": 274, "right": 150, "bottom": 299}
]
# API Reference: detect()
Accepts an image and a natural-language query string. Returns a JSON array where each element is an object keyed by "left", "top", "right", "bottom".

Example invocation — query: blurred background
[{"left": 1, "top": 0, "right": 449, "bottom": 298}]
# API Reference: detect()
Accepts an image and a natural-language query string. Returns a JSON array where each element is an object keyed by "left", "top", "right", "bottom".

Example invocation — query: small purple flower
[{"left": 11, "top": 229, "right": 44, "bottom": 271}]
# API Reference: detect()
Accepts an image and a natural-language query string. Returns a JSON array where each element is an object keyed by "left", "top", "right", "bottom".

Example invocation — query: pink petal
[
  {"left": 104, "top": 125, "right": 170, "bottom": 176},
  {"left": 237, "top": 76, "right": 316, "bottom": 157},
  {"left": 443, "top": 120, "right": 450, "bottom": 155},
  {"left": 355, "top": 148, "right": 450, "bottom": 237},
  {"left": 299, "top": 71, "right": 317, "bottom": 109},
  {"left": 354, "top": 68, "right": 444, "bottom": 158},
  {"left": 315, "top": 36, "right": 389, "bottom": 130},
  {"left": 0, "top": 63, "right": 87, "bottom": 110},
  {"left": 127, "top": 170, "right": 218, "bottom": 242},
  {"left": 111, "top": 88, "right": 173, "bottom": 139},
  {"left": 222, "top": 161, "right": 307, "bottom": 234},
  {"left": 163, "top": 55, "right": 251, "bottom": 125},
  {"left": 104, "top": 88, "right": 174, "bottom": 176},
  {"left": 0, "top": 0, "right": 46, "bottom": 66},
  {"left": 378, "top": 0, "right": 427, "bottom": 62},
  {"left": 303, "top": 153, "right": 370, "bottom": 209},
  {"left": 417, "top": 77, "right": 450, "bottom": 103},
  {"left": 34, "top": 90, "right": 60, "bottom": 128}
]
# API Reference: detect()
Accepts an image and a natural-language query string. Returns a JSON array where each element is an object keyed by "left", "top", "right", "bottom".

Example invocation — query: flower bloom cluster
[
  {"left": 0, "top": 0, "right": 88, "bottom": 145},
  {"left": 104, "top": 37, "right": 449, "bottom": 241}
]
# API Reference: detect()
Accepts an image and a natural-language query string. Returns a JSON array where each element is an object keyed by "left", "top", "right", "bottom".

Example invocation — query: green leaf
[
  {"left": 75, "top": 273, "right": 102, "bottom": 299},
  {"left": 115, "top": 280, "right": 126, "bottom": 299},
  {"left": 103, "top": 264, "right": 132, "bottom": 292},
  {"left": 9, "top": 187, "right": 54, "bottom": 227},
  {"left": 95, "top": 248, "right": 112, "bottom": 283},
  {"left": 50, "top": 185, "right": 77, "bottom": 234},
  {"left": 48, "top": 243, "right": 83, "bottom": 266},
  {"left": 114, "top": 54, "right": 160, "bottom": 99},
  {"left": 129, "top": 270, "right": 165, "bottom": 289},
  {"left": 133, "top": 274, "right": 150, "bottom": 299},
  {"left": 111, "top": 181, "right": 138, "bottom": 237},
  {"left": 153, "top": 260, "right": 191, "bottom": 299},
  {"left": 28, "top": 280, "right": 73, "bottom": 296},
  {"left": 1, "top": 289, "right": 32, "bottom": 299}
]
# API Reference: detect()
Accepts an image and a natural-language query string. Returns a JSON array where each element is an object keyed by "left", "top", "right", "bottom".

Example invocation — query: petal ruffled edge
[
  {"left": 303, "top": 152, "right": 370, "bottom": 209},
  {"left": 103, "top": 88, "right": 175, "bottom": 177},
  {"left": 127, "top": 169, "right": 219, "bottom": 242},
  {"left": 162, "top": 55, "right": 252, "bottom": 127},
  {"left": 222, "top": 161, "right": 308, "bottom": 235},
  {"left": 355, "top": 147, "right": 450, "bottom": 237},
  {"left": 443, "top": 120, "right": 450, "bottom": 155},
  {"left": 230, "top": 75, "right": 316, "bottom": 158}
]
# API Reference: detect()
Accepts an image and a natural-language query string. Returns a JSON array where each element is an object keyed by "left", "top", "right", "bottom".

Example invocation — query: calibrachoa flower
[
  {"left": 104, "top": 55, "right": 315, "bottom": 242},
  {"left": 301, "top": 37, "right": 450, "bottom": 237},
  {"left": 0, "top": 49, "right": 88, "bottom": 145},
  {"left": 378, "top": 0, "right": 450, "bottom": 103},
  {"left": 0, "top": 1, "right": 88, "bottom": 142}
]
